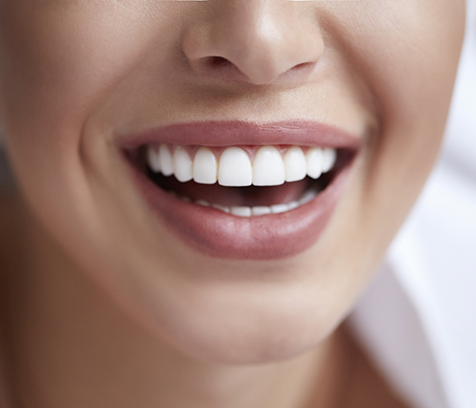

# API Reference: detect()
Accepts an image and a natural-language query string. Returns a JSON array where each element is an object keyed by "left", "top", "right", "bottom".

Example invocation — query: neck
[{"left": 5, "top": 204, "right": 348, "bottom": 408}]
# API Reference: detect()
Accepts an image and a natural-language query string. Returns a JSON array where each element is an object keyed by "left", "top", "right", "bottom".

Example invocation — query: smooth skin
[{"left": 0, "top": 0, "right": 465, "bottom": 407}]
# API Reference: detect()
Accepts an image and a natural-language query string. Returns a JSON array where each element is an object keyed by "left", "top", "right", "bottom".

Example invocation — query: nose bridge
[{"left": 181, "top": 0, "right": 324, "bottom": 85}]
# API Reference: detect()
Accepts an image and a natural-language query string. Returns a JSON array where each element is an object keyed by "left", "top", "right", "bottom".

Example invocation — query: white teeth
[
  {"left": 230, "top": 206, "right": 252, "bottom": 217},
  {"left": 218, "top": 147, "right": 253, "bottom": 187},
  {"left": 193, "top": 147, "right": 217, "bottom": 184},
  {"left": 147, "top": 147, "right": 161, "bottom": 173},
  {"left": 322, "top": 148, "right": 337, "bottom": 173},
  {"left": 306, "top": 147, "right": 324, "bottom": 179},
  {"left": 271, "top": 203, "right": 290, "bottom": 214},
  {"left": 159, "top": 145, "right": 174, "bottom": 176},
  {"left": 226, "top": 199, "right": 306, "bottom": 217},
  {"left": 170, "top": 189, "right": 319, "bottom": 216},
  {"left": 287, "top": 201, "right": 300, "bottom": 210},
  {"left": 299, "top": 190, "right": 317, "bottom": 205},
  {"left": 284, "top": 147, "right": 307, "bottom": 182},
  {"left": 173, "top": 146, "right": 193, "bottom": 182},
  {"left": 195, "top": 199, "right": 210, "bottom": 207},
  {"left": 252, "top": 146, "right": 285, "bottom": 186},
  {"left": 146, "top": 144, "right": 337, "bottom": 186},
  {"left": 251, "top": 206, "right": 272, "bottom": 216},
  {"left": 165, "top": 192, "right": 312, "bottom": 216},
  {"left": 212, "top": 204, "right": 230, "bottom": 213}
]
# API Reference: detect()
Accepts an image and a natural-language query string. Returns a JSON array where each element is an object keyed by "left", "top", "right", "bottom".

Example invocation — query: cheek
[
  {"left": 303, "top": 0, "right": 465, "bottom": 290},
  {"left": 0, "top": 5, "right": 160, "bottom": 139},
  {"left": 347, "top": 0, "right": 464, "bottom": 264},
  {"left": 0, "top": 4, "right": 176, "bottom": 230},
  {"left": 352, "top": 0, "right": 465, "bottom": 150},
  {"left": 369, "top": 1, "right": 464, "bottom": 217}
]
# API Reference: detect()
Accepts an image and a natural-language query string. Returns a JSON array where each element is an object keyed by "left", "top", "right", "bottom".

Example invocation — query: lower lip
[{"left": 131, "top": 163, "right": 354, "bottom": 260}]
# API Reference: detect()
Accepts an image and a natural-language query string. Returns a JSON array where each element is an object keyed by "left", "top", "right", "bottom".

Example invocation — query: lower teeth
[{"left": 170, "top": 189, "right": 318, "bottom": 217}]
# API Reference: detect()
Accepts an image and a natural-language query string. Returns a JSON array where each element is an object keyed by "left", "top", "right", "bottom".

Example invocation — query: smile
[
  {"left": 122, "top": 121, "right": 361, "bottom": 259},
  {"left": 146, "top": 144, "right": 337, "bottom": 216}
]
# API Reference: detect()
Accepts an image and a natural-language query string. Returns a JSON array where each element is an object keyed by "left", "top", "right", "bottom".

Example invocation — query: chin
[
  {"left": 166, "top": 315, "right": 337, "bottom": 365},
  {"left": 130, "top": 275, "right": 348, "bottom": 364}
]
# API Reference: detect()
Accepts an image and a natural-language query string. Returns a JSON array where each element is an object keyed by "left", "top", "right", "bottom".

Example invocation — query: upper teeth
[{"left": 147, "top": 145, "right": 337, "bottom": 187}]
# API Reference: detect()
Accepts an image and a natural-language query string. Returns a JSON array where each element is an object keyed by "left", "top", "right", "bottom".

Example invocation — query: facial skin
[{"left": 0, "top": 0, "right": 465, "bottom": 373}]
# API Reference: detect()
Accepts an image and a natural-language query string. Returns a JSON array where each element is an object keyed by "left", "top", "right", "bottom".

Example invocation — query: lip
[
  {"left": 120, "top": 120, "right": 362, "bottom": 149},
  {"left": 121, "top": 120, "right": 361, "bottom": 260}
]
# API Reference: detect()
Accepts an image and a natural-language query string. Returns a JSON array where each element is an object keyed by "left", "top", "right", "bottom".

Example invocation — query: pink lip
[
  {"left": 121, "top": 120, "right": 361, "bottom": 260},
  {"left": 120, "top": 120, "right": 361, "bottom": 149}
]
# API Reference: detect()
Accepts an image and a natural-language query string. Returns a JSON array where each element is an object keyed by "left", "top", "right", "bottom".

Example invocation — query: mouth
[{"left": 122, "top": 121, "right": 360, "bottom": 260}]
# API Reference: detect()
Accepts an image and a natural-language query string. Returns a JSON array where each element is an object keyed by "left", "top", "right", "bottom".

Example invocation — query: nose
[{"left": 181, "top": 0, "right": 324, "bottom": 86}]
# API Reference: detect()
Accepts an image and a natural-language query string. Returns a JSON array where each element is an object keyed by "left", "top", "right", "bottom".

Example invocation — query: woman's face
[{"left": 0, "top": 0, "right": 464, "bottom": 363}]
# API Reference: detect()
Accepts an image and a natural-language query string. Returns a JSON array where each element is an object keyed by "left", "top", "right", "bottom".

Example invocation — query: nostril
[
  {"left": 294, "top": 62, "right": 311, "bottom": 70},
  {"left": 207, "top": 56, "right": 232, "bottom": 68},
  {"left": 196, "top": 56, "right": 247, "bottom": 81},
  {"left": 198, "top": 55, "right": 317, "bottom": 85},
  {"left": 289, "top": 61, "right": 316, "bottom": 76}
]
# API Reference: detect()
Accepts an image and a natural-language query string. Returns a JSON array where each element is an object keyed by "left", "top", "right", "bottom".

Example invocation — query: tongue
[{"left": 156, "top": 175, "right": 310, "bottom": 207}]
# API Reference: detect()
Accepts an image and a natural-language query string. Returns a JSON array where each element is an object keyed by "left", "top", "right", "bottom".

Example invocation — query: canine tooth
[
  {"left": 212, "top": 204, "right": 230, "bottom": 213},
  {"left": 284, "top": 147, "right": 307, "bottom": 182},
  {"left": 180, "top": 196, "right": 192, "bottom": 203},
  {"left": 271, "top": 203, "right": 290, "bottom": 214},
  {"left": 306, "top": 148, "right": 324, "bottom": 179},
  {"left": 173, "top": 146, "right": 193, "bottom": 182},
  {"left": 322, "top": 148, "right": 337, "bottom": 173},
  {"left": 195, "top": 199, "right": 210, "bottom": 207},
  {"left": 193, "top": 147, "right": 217, "bottom": 184},
  {"left": 218, "top": 147, "right": 253, "bottom": 187},
  {"left": 159, "top": 145, "right": 174, "bottom": 176},
  {"left": 299, "top": 190, "right": 317, "bottom": 205},
  {"left": 251, "top": 206, "right": 272, "bottom": 216},
  {"left": 253, "top": 146, "right": 285, "bottom": 186},
  {"left": 230, "top": 206, "right": 252, "bottom": 217},
  {"left": 147, "top": 146, "right": 161, "bottom": 173}
]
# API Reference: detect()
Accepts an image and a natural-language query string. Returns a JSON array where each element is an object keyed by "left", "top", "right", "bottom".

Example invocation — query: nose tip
[{"left": 181, "top": 0, "right": 324, "bottom": 86}]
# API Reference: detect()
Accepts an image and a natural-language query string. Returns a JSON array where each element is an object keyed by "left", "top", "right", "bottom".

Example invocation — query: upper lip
[{"left": 119, "top": 120, "right": 363, "bottom": 150}]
